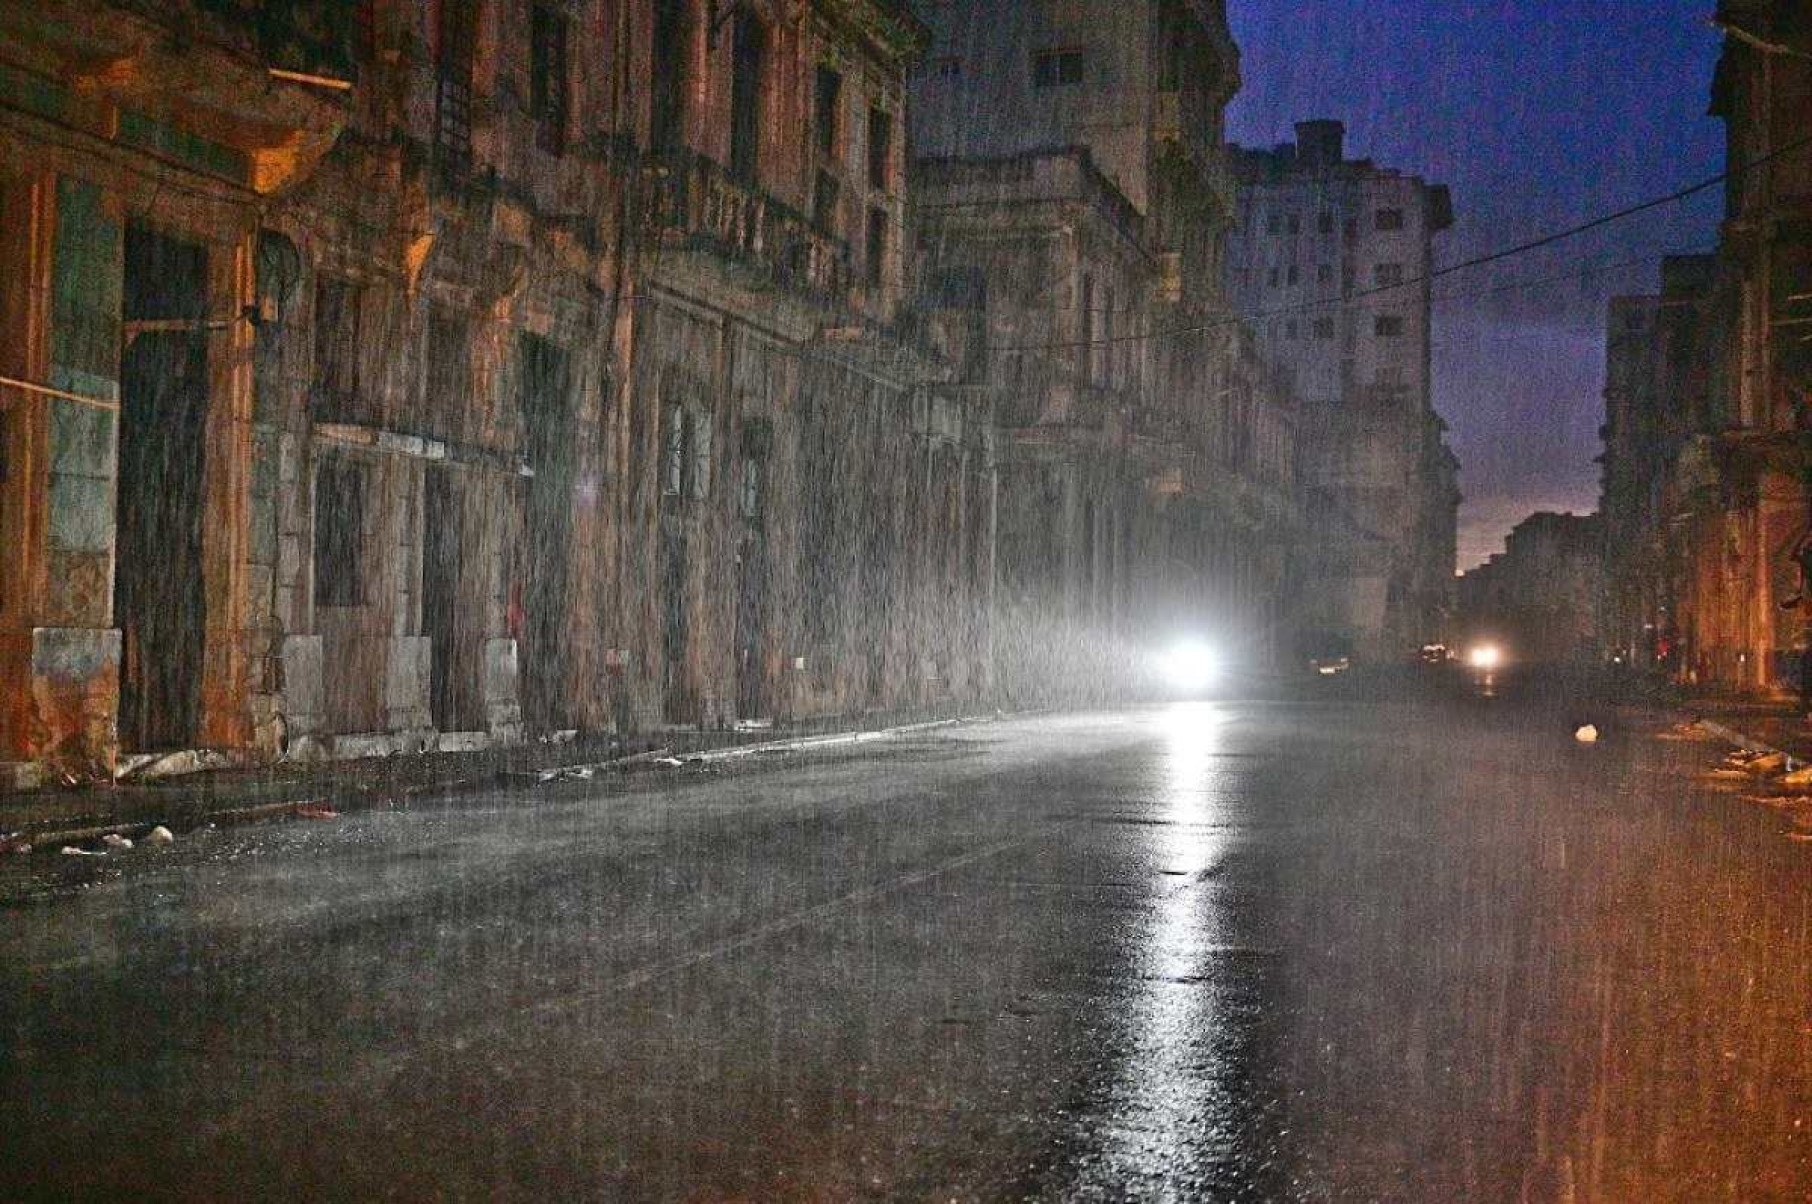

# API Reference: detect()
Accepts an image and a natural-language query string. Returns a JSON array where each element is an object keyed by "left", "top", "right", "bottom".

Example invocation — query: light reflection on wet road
[{"left": 2, "top": 694, "right": 1808, "bottom": 1200}]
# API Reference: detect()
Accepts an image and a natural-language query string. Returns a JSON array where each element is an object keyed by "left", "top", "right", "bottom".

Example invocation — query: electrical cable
[{"left": 990, "top": 129, "right": 1812, "bottom": 355}]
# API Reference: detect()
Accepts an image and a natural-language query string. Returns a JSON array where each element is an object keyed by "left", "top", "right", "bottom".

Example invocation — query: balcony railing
[
  {"left": 112, "top": 0, "right": 364, "bottom": 79},
  {"left": 637, "top": 150, "right": 850, "bottom": 301}
]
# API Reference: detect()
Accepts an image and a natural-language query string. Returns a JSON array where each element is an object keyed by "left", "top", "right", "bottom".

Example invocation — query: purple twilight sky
[{"left": 1223, "top": 1, "right": 1726, "bottom": 568}]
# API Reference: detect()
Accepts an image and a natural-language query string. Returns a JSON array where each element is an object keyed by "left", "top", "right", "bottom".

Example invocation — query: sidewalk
[
  {"left": 0, "top": 706, "right": 997, "bottom": 853},
  {"left": 1677, "top": 695, "right": 1812, "bottom": 764}
]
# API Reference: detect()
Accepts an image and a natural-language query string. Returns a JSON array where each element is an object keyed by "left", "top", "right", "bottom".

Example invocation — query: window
[
  {"left": 865, "top": 206, "right": 887, "bottom": 287},
  {"left": 1032, "top": 49, "right": 1085, "bottom": 87},
  {"left": 1286, "top": 265, "right": 1299, "bottom": 285},
  {"left": 313, "top": 277, "right": 362, "bottom": 417},
  {"left": 933, "top": 56, "right": 961, "bottom": 80},
  {"left": 1341, "top": 266, "right": 1355, "bottom": 293},
  {"left": 1318, "top": 212, "right": 1335, "bottom": 235},
  {"left": 1267, "top": 267, "right": 1280, "bottom": 287},
  {"left": 740, "top": 453, "right": 764, "bottom": 521},
  {"left": 651, "top": 0, "right": 688, "bottom": 153},
  {"left": 1285, "top": 320, "right": 1299, "bottom": 340},
  {"left": 1286, "top": 213, "right": 1300, "bottom": 235},
  {"left": 1265, "top": 213, "right": 1283, "bottom": 235},
  {"left": 729, "top": 9, "right": 766, "bottom": 183},
  {"left": 1376, "top": 364, "right": 1406, "bottom": 386},
  {"left": 1312, "top": 317, "right": 1335, "bottom": 339},
  {"left": 1317, "top": 264, "right": 1333, "bottom": 283},
  {"left": 1375, "top": 314, "right": 1405, "bottom": 337},
  {"left": 426, "top": 304, "right": 472, "bottom": 433},
  {"left": 354, "top": 0, "right": 377, "bottom": 61},
  {"left": 931, "top": 265, "right": 986, "bottom": 309},
  {"left": 1376, "top": 207, "right": 1406, "bottom": 231},
  {"left": 314, "top": 455, "right": 367, "bottom": 607},
  {"left": 815, "top": 66, "right": 842, "bottom": 159},
  {"left": 867, "top": 107, "right": 893, "bottom": 191},
  {"left": 661, "top": 403, "right": 685, "bottom": 497},
  {"left": 434, "top": 0, "right": 477, "bottom": 180},
  {"left": 530, "top": 3, "right": 569, "bottom": 155},
  {"left": 1374, "top": 262, "right": 1405, "bottom": 287},
  {"left": 661, "top": 404, "right": 713, "bottom": 500},
  {"left": 1343, "top": 218, "right": 1357, "bottom": 241},
  {"left": 812, "top": 169, "right": 839, "bottom": 235}
]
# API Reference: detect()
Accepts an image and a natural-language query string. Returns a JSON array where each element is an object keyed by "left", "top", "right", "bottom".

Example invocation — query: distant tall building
[
  {"left": 1224, "top": 120, "right": 1457, "bottom": 659},
  {"left": 1457, "top": 512, "right": 1604, "bottom": 665}
]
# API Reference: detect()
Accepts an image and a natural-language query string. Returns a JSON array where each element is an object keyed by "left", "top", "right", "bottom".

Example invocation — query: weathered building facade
[
  {"left": 1224, "top": 120, "right": 1458, "bottom": 661},
  {"left": 916, "top": 149, "right": 1155, "bottom": 701},
  {"left": 0, "top": 0, "right": 994, "bottom": 785},
  {"left": 1685, "top": 0, "right": 1812, "bottom": 693},
  {"left": 1597, "top": 2, "right": 1812, "bottom": 696},
  {"left": 0, "top": 0, "right": 351, "bottom": 781},
  {"left": 910, "top": 0, "right": 1302, "bottom": 678}
]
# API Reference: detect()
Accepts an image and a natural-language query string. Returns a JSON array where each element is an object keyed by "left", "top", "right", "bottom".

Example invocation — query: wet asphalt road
[{"left": 3, "top": 687, "right": 1809, "bottom": 1201}]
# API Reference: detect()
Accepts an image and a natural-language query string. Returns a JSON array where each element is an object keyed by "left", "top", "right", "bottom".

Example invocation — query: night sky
[{"left": 1224, "top": 1, "right": 1726, "bottom": 568}]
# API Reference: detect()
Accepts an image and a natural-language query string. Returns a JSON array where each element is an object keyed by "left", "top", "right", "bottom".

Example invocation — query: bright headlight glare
[
  {"left": 1162, "top": 640, "right": 1218, "bottom": 690},
  {"left": 1467, "top": 644, "right": 1502, "bottom": 670}
]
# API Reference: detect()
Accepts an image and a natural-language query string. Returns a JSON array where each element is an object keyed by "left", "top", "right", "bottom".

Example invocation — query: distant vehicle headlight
[
  {"left": 1162, "top": 640, "right": 1218, "bottom": 691},
  {"left": 1467, "top": 643, "right": 1503, "bottom": 671}
]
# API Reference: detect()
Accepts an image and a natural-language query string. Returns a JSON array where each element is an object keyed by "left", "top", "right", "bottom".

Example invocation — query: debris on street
[
  {"left": 100, "top": 833, "right": 133, "bottom": 850},
  {"left": 144, "top": 826, "right": 175, "bottom": 847},
  {"left": 1574, "top": 724, "right": 1599, "bottom": 743}
]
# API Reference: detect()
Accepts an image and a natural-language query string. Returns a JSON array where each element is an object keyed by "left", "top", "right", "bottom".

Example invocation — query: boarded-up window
[
  {"left": 425, "top": 305, "right": 471, "bottom": 434},
  {"left": 313, "top": 276, "right": 362, "bottom": 419},
  {"left": 314, "top": 455, "right": 367, "bottom": 606}
]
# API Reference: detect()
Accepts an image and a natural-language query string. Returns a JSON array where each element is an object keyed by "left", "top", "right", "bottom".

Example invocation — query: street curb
[
  {"left": 3, "top": 712, "right": 1006, "bottom": 855},
  {"left": 1695, "top": 719, "right": 1803, "bottom": 770}
]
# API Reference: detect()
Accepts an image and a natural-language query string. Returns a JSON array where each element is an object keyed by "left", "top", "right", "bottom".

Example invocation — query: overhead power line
[{"left": 993, "top": 129, "right": 1812, "bottom": 355}]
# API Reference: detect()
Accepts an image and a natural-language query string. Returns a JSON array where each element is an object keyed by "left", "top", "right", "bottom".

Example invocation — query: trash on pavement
[
  {"left": 537, "top": 766, "right": 596, "bottom": 783},
  {"left": 100, "top": 833, "right": 133, "bottom": 850},
  {"left": 294, "top": 803, "right": 339, "bottom": 820},
  {"left": 1, "top": 832, "right": 30, "bottom": 855},
  {"left": 1745, "top": 751, "right": 1789, "bottom": 776},
  {"left": 60, "top": 845, "right": 103, "bottom": 856},
  {"left": 1654, "top": 721, "right": 1711, "bottom": 742},
  {"left": 145, "top": 825, "right": 176, "bottom": 847},
  {"left": 1574, "top": 724, "right": 1599, "bottom": 743}
]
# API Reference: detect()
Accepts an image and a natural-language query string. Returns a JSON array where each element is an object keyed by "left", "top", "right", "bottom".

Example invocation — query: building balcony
[
  {"left": 0, "top": 0, "right": 351, "bottom": 193},
  {"left": 637, "top": 149, "right": 851, "bottom": 303},
  {"left": 114, "top": 0, "right": 364, "bottom": 81}
]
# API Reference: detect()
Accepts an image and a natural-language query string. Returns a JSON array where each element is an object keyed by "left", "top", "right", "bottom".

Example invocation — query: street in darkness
[{"left": 4, "top": 688, "right": 1807, "bottom": 1200}]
